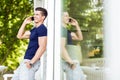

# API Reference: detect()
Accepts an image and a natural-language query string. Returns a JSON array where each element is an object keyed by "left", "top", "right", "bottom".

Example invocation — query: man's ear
[{"left": 42, "top": 16, "right": 45, "bottom": 20}]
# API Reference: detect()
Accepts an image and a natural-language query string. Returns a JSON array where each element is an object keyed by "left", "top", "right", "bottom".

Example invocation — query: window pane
[{"left": 61, "top": 0, "right": 104, "bottom": 80}]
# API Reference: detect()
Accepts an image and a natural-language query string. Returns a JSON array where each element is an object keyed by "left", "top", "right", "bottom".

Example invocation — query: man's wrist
[
  {"left": 29, "top": 62, "right": 33, "bottom": 66},
  {"left": 69, "top": 62, "right": 76, "bottom": 68},
  {"left": 69, "top": 61, "right": 74, "bottom": 65}
]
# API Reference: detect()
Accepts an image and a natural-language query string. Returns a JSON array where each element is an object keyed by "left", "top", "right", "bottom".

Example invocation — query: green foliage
[{"left": 0, "top": 0, "right": 33, "bottom": 71}]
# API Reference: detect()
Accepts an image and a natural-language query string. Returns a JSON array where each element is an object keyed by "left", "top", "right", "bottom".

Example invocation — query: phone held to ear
[
  {"left": 69, "top": 18, "right": 72, "bottom": 22},
  {"left": 31, "top": 17, "right": 34, "bottom": 21}
]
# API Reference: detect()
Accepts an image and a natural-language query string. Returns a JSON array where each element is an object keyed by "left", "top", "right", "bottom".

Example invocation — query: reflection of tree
[
  {"left": 0, "top": 0, "right": 33, "bottom": 71},
  {"left": 63, "top": 0, "right": 103, "bottom": 58}
]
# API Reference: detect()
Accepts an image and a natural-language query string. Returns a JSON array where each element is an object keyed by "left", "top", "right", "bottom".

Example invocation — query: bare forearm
[
  {"left": 61, "top": 47, "right": 73, "bottom": 64},
  {"left": 30, "top": 47, "right": 46, "bottom": 64},
  {"left": 17, "top": 17, "right": 32, "bottom": 39},
  {"left": 75, "top": 25, "right": 83, "bottom": 40},
  {"left": 17, "top": 22, "right": 27, "bottom": 39}
]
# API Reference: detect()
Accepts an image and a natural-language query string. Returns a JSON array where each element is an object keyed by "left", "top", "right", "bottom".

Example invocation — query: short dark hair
[{"left": 35, "top": 7, "right": 48, "bottom": 19}]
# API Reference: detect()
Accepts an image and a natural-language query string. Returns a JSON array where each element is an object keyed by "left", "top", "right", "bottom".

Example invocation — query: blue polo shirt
[{"left": 24, "top": 24, "right": 47, "bottom": 60}]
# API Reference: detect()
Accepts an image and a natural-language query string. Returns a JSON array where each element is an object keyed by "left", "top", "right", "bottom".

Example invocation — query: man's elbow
[
  {"left": 78, "top": 37, "right": 83, "bottom": 41},
  {"left": 80, "top": 37, "right": 83, "bottom": 40},
  {"left": 41, "top": 46, "right": 47, "bottom": 51},
  {"left": 44, "top": 47, "right": 47, "bottom": 51},
  {"left": 16, "top": 35, "right": 22, "bottom": 39}
]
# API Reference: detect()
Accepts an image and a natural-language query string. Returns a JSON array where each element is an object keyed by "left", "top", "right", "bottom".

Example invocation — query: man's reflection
[{"left": 61, "top": 12, "right": 86, "bottom": 80}]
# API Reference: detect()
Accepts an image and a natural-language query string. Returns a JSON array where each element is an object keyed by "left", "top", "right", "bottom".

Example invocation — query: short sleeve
[
  {"left": 36, "top": 25, "right": 47, "bottom": 37},
  {"left": 61, "top": 27, "right": 67, "bottom": 38}
]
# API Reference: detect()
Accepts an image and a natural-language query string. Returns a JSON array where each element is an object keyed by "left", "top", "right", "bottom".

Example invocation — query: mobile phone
[
  {"left": 31, "top": 17, "right": 34, "bottom": 21},
  {"left": 69, "top": 18, "right": 72, "bottom": 22}
]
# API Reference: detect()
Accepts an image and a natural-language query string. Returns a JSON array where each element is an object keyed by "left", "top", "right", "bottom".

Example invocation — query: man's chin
[{"left": 34, "top": 21, "right": 38, "bottom": 23}]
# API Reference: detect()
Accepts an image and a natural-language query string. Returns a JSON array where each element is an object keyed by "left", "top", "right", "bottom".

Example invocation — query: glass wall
[
  {"left": 62, "top": 0, "right": 103, "bottom": 59},
  {"left": 61, "top": 0, "right": 104, "bottom": 80}
]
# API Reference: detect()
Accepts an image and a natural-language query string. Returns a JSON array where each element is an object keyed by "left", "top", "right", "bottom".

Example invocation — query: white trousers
[{"left": 11, "top": 59, "right": 40, "bottom": 80}]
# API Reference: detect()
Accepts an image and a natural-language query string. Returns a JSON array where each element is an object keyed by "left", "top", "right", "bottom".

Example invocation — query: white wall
[
  {"left": 34, "top": 0, "right": 61, "bottom": 80},
  {"left": 104, "top": 0, "right": 120, "bottom": 80}
]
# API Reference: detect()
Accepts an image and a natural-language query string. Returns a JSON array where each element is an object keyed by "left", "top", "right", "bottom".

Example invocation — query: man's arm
[
  {"left": 74, "top": 24, "right": 83, "bottom": 40},
  {"left": 17, "top": 17, "right": 32, "bottom": 39},
  {"left": 70, "top": 18, "right": 83, "bottom": 41},
  {"left": 61, "top": 37, "right": 74, "bottom": 64},
  {"left": 30, "top": 36, "right": 47, "bottom": 64},
  {"left": 61, "top": 37, "right": 76, "bottom": 69}
]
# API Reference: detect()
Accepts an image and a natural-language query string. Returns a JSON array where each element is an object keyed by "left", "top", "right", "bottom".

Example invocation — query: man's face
[
  {"left": 34, "top": 11, "right": 44, "bottom": 23},
  {"left": 63, "top": 12, "right": 70, "bottom": 24}
]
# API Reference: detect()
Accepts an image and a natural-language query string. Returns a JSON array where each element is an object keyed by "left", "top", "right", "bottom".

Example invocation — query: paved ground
[
  {"left": 0, "top": 75, "right": 12, "bottom": 80},
  {"left": 0, "top": 75, "right": 3, "bottom": 80}
]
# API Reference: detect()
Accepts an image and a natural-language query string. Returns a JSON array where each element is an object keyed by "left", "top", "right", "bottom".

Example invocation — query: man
[
  {"left": 61, "top": 12, "right": 86, "bottom": 80},
  {"left": 11, "top": 7, "right": 47, "bottom": 80}
]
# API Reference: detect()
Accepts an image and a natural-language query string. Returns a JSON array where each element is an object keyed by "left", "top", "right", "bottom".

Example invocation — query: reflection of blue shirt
[
  {"left": 67, "top": 30, "right": 73, "bottom": 45},
  {"left": 24, "top": 24, "right": 47, "bottom": 60},
  {"left": 61, "top": 27, "right": 73, "bottom": 45}
]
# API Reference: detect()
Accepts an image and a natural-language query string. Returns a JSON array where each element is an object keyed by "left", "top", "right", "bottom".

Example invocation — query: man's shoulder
[
  {"left": 39, "top": 24, "right": 47, "bottom": 29},
  {"left": 61, "top": 27, "right": 67, "bottom": 38},
  {"left": 37, "top": 24, "right": 47, "bottom": 32}
]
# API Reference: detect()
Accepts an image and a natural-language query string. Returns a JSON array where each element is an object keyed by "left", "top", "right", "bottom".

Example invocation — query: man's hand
[
  {"left": 70, "top": 63, "right": 76, "bottom": 70},
  {"left": 25, "top": 61, "right": 32, "bottom": 69},
  {"left": 69, "top": 60, "right": 79, "bottom": 70},
  {"left": 68, "top": 17, "right": 79, "bottom": 27},
  {"left": 23, "top": 17, "right": 33, "bottom": 25}
]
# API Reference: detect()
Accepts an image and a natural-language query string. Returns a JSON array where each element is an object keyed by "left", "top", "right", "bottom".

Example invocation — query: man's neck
[
  {"left": 62, "top": 23, "right": 67, "bottom": 28},
  {"left": 35, "top": 22, "right": 43, "bottom": 27}
]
